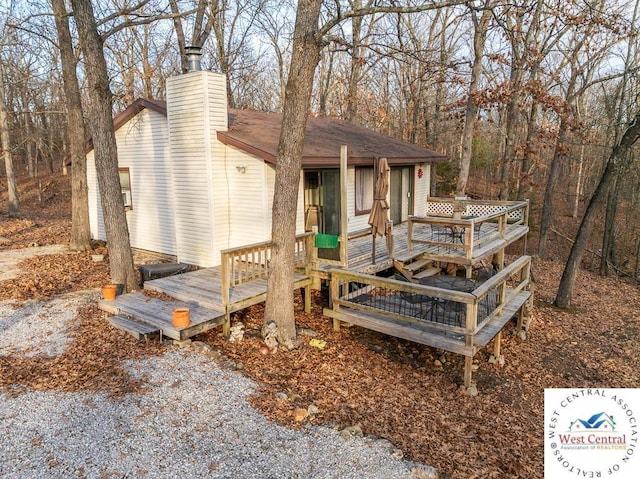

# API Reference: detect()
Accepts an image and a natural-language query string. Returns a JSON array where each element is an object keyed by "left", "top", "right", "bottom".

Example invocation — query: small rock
[
  {"left": 294, "top": 408, "right": 308, "bottom": 422},
  {"left": 275, "top": 392, "right": 288, "bottom": 400},
  {"left": 471, "top": 364, "right": 479, "bottom": 372},
  {"left": 30, "top": 241, "right": 40, "bottom": 247},
  {"left": 228, "top": 323, "right": 245, "bottom": 342},
  {"left": 219, "top": 359, "right": 237, "bottom": 370},
  {"left": 438, "top": 355, "right": 446, "bottom": 364},
  {"left": 465, "top": 384, "right": 479, "bottom": 397},
  {"left": 518, "top": 330, "right": 527, "bottom": 340},
  {"left": 411, "top": 465, "right": 439, "bottom": 479},
  {"left": 391, "top": 448, "right": 404, "bottom": 459},
  {"left": 262, "top": 322, "right": 279, "bottom": 351},
  {"left": 297, "top": 327, "right": 317, "bottom": 337},
  {"left": 259, "top": 346, "right": 270, "bottom": 355},
  {"left": 340, "top": 425, "right": 363, "bottom": 440},
  {"left": 489, "top": 355, "right": 505, "bottom": 367},
  {"left": 434, "top": 359, "right": 442, "bottom": 367},
  {"left": 307, "top": 404, "right": 319, "bottom": 416}
]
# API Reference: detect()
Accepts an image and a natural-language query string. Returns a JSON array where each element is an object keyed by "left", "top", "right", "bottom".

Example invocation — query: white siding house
[
  {"left": 87, "top": 103, "right": 176, "bottom": 256},
  {"left": 87, "top": 70, "right": 446, "bottom": 267}
]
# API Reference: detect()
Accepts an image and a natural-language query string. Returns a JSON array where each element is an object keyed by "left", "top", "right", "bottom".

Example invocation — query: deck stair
[
  {"left": 99, "top": 292, "right": 225, "bottom": 342},
  {"left": 393, "top": 257, "right": 441, "bottom": 281},
  {"left": 413, "top": 266, "right": 441, "bottom": 280},
  {"left": 107, "top": 314, "right": 160, "bottom": 341}
]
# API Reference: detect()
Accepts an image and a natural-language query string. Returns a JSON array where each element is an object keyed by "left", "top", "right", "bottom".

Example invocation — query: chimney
[{"left": 185, "top": 46, "right": 202, "bottom": 72}]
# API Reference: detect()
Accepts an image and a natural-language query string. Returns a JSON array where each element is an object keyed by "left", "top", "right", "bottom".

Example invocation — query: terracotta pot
[
  {"left": 172, "top": 308, "right": 191, "bottom": 328},
  {"left": 101, "top": 284, "right": 118, "bottom": 301}
]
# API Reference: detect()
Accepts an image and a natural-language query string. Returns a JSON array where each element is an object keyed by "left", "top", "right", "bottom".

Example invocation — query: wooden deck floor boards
[{"left": 99, "top": 292, "right": 225, "bottom": 341}]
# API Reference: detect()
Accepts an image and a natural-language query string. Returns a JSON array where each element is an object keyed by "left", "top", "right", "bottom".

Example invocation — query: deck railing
[
  {"left": 407, "top": 199, "right": 529, "bottom": 259},
  {"left": 220, "top": 232, "right": 314, "bottom": 296},
  {"left": 327, "top": 255, "right": 531, "bottom": 339}
]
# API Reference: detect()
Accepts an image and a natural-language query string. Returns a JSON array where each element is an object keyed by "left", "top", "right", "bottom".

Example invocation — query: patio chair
[{"left": 394, "top": 274, "right": 438, "bottom": 321}]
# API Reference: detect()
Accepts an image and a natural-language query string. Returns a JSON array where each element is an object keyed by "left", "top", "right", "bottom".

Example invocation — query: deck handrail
[
  {"left": 407, "top": 200, "right": 529, "bottom": 259},
  {"left": 326, "top": 255, "right": 531, "bottom": 336},
  {"left": 470, "top": 255, "right": 531, "bottom": 333},
  {"left": 220, "top": 232, "right": 314, "bottom": 308}
]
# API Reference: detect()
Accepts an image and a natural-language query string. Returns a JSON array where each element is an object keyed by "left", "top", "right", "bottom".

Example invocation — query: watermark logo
[{"left": 545, "top": 389, "right": 639, "bottom": 478}]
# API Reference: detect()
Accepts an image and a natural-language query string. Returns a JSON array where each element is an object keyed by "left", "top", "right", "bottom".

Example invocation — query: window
[
  {"left": 355, "top": 167, "right": 374, "bottom": 215},
  {"left": 119, "top": 168, "right": 133, "bottom": 210}
]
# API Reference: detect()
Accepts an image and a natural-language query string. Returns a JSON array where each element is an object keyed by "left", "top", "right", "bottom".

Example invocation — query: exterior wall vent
[{"left": 185, "top": 46, "right": 202, "bottom": 72}]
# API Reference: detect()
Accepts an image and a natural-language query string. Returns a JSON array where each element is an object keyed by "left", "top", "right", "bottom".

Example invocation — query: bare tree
[
  {"left": 51, "top": 0, "right": 92, "bottom": 252},
  {"left": 456, "top": 0, "right": 493, "bottom": 196},
  {"left": 71, "top": 0, "right": 137, "bottom": 291},
  {"left": 265, "top": 0, "right": 465, "bottom": 347},
  {"left": 0, "top": 59, "right": 20, "bottom": 217},
  {"left": 556, "top": 110, "right": 640, "bottom": 307},
  {"left": 264, "top": 0, "right": 323, "bottom": 348}
]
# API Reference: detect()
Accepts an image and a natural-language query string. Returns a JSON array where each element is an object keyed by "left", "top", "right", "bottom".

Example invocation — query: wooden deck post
[
  {"left": 407, "top": 217, "right": 414, "bottom": 251},
  {"left": 330, "top": 275, "right": 341, "bottom": 331},
  {"left": 340, "top": 145, "right": 349, "bottom": 267},
  {"left": 493, "top": 331, "right": 502, "bottom": 358},
  {"left": 221, "top": 253, "right": 231, "bottom": 337},
  {"left": 464, "top": 356, "right": 473, "bottom": 388},
  {"left": 310, "top": 226, "right": 321, "bottom": 290}
]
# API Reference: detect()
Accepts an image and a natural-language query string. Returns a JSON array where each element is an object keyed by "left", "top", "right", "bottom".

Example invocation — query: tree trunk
[
  {"left": 538, "top": 118, "right": 569, "bottom": 257},
  {"left": 52, "top": 0, "right": 92, "bottom": 252},
  {"left": 71, "top": 0, "right": 137, "bottom": 291},
  {"left": 264, "top": 0, "right": 322, "bottom": 349},
  {"left": 456, "top": 3, "right": 491, "bottom": 196},
  {"left": 0, "top": 63, "right": 20, "bottom": 218},
  {"left": 600, "top": 172, "right": 623, "bottom": 275},
  {"left": 555, "top": 110, "right": 640, "bottom": 307},
  {"left": 498, "top": 90, "right": 521, "bottom": 200},
  {"left": 345, "top": 0, "right": 363, "bottom": 124}
]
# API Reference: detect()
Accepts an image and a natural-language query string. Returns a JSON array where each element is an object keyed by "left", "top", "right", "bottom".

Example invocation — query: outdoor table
[
  {"left": 415, "top": 275, "right": 477, "bottom": 327},
  {"left": 418, "top": 275, "right": 477, "bottom": 293}
]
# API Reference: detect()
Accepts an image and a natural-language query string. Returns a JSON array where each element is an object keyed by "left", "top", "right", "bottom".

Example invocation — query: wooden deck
[
  {"left": 98, "top": 198, "right": 533, "bottom": 390},
  {"left": 98, "top": 266, "right": 311, "bottom": 342},
  {"left": 323, "top": 256, "right": 533, "bottom": 388},
  {"left": 143, "top": 266, "right": 311, "bottom": 316},
  {"left": 99, "top": 292, "right": 224, "bottom": 341}
]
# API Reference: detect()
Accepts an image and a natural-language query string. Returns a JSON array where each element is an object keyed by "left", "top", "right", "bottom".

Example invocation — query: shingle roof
[
  {"left": 219, "top": 109, "right": 447, "bottom": 166},
  {"left": 103, "top": 99, "right": 447, "bottom": 166}
]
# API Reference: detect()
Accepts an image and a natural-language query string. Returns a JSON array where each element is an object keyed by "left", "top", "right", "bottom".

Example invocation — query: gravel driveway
[{"left": 0, "top": 291, "right": 436, "bottom": 479}]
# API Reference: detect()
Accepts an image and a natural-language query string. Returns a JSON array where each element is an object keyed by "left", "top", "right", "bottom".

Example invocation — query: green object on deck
[{"left": 315, "top": 234, "right": 339, "bottom": 249}]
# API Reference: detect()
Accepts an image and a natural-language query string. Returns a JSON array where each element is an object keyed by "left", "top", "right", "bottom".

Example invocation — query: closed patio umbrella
[{"left": 368, "top": 157, "right": 391, "bottom": 263}]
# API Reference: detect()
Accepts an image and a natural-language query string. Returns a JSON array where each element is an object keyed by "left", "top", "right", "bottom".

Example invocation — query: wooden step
[
  {"left": 404, "top": 259, "right": 431, "bottom": 272},
  {"left": 98, "top": 292, "right": 225, "bottom": 341},
  {"left": 413, "top": 267, "right": 441, "bottom": 280},
  {"left": 107, "top": 314, "right": 160, "bottom": 340}
]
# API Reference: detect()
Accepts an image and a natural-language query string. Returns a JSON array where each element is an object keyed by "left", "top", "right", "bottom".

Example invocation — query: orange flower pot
[
  {"left": 101, "top": 284, "right": 118, "bottom": 301},
  {"left": 172, "top": 308, "right": 191, "bottom": 328}
]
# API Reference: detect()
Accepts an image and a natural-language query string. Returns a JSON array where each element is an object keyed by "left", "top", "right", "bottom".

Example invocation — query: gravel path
[
  {"left": 0, "top": 291, "right": 436, "bottom": 479},
  {"left": 0, "top": 244, "right": 71, "bottom": 281}
]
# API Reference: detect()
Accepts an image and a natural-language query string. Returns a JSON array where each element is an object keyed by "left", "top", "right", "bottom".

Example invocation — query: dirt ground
[{"left": 2, "top": 174, "right": 639, "bottom": 479}]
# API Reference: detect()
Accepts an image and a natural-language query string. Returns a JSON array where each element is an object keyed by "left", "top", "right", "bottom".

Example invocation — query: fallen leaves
[
  {"left": 0, "top": 252, "right": 111, "bottom": 301},
  {"left": 201, "top": 263, "right": 640, "bottom": 479},
  {"left": 0, "top": 305, "right": 164, "bottom": 397}
]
